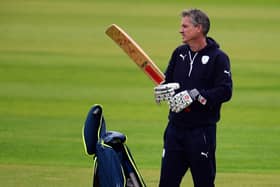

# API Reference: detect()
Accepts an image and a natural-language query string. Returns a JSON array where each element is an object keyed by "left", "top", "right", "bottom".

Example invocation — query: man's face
[{"left": 179, "top": 16, "right": 201, "bottom": 44}]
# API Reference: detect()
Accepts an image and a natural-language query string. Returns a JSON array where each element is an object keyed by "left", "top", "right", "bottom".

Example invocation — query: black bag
[{"left": 83, "top": 104, "right": 146, "bottom": 187}]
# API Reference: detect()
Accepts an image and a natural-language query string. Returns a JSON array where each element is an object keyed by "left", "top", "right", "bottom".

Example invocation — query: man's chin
[{"left": 181, "top": 37, "right": 188, "bottom": 44}]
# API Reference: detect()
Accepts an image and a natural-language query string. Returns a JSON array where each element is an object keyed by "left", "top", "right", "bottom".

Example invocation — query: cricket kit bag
[{"left": 82, "top": 104, "right": 146, "bottom": 187}]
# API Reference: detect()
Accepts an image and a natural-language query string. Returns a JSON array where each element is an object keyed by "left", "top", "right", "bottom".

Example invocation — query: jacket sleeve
[{"left": 199, "top": 52, "right": 233, "bottom": 107}]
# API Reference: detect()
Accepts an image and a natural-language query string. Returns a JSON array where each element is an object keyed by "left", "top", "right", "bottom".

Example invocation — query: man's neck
[{"left": 188, "top": 37, "right": 207, "bottom": 52}]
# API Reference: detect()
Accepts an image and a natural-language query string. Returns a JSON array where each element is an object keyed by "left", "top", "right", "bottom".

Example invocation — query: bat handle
[
  {"left": 92, "top": 108, "right": 100, "bottom": 115},
  {"left": 127, "top": 172, "right": 140, "bottom": 187}
]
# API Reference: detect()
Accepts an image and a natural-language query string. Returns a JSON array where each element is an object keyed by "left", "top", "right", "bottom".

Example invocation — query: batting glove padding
[
  {"left": 169, "top": 90, "right": 193, "bottom": 113},
  {"left": 154, "top": 83, "right": 180, "bottom": 103}
]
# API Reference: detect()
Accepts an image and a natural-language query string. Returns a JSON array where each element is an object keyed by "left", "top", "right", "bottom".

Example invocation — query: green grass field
[{"left": 1, "top": 0, "right": 280, "bottom": 186}]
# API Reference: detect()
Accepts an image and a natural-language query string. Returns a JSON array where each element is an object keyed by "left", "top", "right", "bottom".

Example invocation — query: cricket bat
[{"left": 105, "top": 24, "right": 165, "bottom": 85}]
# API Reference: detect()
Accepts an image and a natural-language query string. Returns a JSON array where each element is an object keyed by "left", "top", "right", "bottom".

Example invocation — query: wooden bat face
[{"left": 106, "top": 24, "right": 165, "bottom": 85}]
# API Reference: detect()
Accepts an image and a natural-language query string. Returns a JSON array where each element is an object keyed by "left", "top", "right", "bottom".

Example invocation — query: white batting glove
[
  {"left": 169, "top": 90, "right": 193, "bottom": 113},
  {"left": 154, "top": 83, "right": 180, "bottom": 103}
]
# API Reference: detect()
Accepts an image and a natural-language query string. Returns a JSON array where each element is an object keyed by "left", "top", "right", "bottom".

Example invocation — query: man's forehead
[{"left": 181, "top": 16, "right": 192, "bottom": 24}]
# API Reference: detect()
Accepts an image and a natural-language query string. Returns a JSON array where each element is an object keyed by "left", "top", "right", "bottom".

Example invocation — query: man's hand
[
  {"left": 154, "top": 83, "right": 180, "bottom": 103},
  {"left": 169, "top": 90, "right": 193, "bottom": 113}
]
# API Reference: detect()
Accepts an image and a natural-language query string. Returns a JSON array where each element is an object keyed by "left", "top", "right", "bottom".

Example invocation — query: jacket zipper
[
  {"left": 203, "top": 133, "right": 207, "bottom": 144},
  {"left": 188, "top": 51, "right": 198, "bottom": 77}
]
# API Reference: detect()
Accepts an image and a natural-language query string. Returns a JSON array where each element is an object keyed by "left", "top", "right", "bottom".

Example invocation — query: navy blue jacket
[{"left": 165, "top": 37, "right": 232, "bottom": 128}]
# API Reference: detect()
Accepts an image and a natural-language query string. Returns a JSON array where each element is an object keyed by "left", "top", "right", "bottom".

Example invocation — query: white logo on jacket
[
  {"left": 180, "top": 54, "right": 187, "bottom": 61},
  {"left": 201, "top": 55, "right": 210, "bottom": 64},
  {"left": 224, "top": 70, "right": 231, "bottom": 77}
]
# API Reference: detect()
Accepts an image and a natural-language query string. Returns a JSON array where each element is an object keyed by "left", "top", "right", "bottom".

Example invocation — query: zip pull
[{"left": 188, "top": 51, "right": 198, "bottom": 77}]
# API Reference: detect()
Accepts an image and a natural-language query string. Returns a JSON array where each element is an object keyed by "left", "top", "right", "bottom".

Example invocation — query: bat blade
[{"left": 105, "top": 24, "right": 165, "bottom": 85}]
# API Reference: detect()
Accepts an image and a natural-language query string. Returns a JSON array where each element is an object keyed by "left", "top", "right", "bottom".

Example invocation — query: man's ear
[{"left": 196, "top": 24, "right": 203, "bottom": 34}]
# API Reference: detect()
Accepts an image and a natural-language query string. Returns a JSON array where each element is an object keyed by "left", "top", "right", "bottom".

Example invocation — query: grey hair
[{"left": 181, "top": 9, "right": 210, "bottom": 36}]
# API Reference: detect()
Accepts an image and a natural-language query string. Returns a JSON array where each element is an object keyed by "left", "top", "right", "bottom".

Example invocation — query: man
[{"left": 154, "top": 9, "right": 232, "bottom": 187}]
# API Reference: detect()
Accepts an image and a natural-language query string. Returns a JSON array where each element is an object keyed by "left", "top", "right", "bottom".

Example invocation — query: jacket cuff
[{"left": 189, "top": 89, "right": 207, "bottom": 105}]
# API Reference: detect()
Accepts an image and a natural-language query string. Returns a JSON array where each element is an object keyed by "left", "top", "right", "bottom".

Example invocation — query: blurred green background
[{"left": 0, "top": 0, "right": 279, "bottom": 186}]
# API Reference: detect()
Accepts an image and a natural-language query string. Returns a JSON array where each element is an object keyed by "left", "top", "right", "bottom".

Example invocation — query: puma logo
[
  {"left": 201, "top": 152, "right": 209, "bottom": 158},
  {"left": 224, "top": 70, "right": 231, "bottom": 76},
  {"left": 180, "top": 54, "right": 187, "bottom": 61}
]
